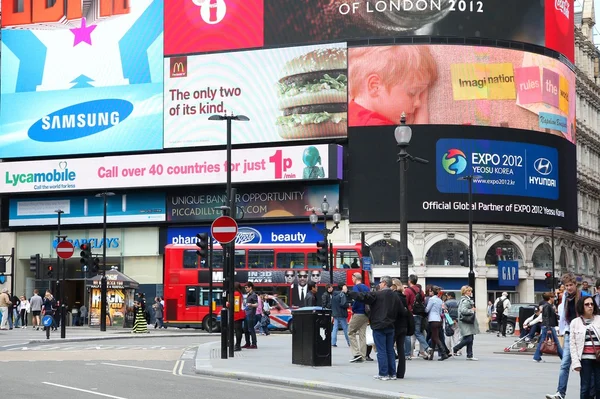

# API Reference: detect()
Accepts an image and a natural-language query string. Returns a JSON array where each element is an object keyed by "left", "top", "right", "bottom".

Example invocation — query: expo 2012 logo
[
  {"left": 192, "top": 0, "right": 227, "bottom": 25},
  {"left": 442, "top": 149, "right": 467, "bottom": 175}
]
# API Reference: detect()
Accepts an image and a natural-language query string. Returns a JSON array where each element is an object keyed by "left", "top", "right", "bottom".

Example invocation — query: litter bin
[{"left": 292, "top": 307, "right": 332, "bottom": 367}]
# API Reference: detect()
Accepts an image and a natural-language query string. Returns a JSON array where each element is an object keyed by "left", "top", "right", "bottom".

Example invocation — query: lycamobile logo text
[{"left": 5, "top": 166, "right": 76, "bottom": 186}]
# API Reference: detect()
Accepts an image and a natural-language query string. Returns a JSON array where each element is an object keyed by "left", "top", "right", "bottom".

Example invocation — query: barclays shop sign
[
  {"left": 167, "top": 223, "right": 323, "bottom": 245},
  {"left": 52, "top": 237, "right": 120, "bottom": 249}
]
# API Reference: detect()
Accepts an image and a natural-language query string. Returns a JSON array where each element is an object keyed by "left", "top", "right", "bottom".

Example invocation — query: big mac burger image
[{"left": 276, "top": 47, "right": 348, "bottom": 139}]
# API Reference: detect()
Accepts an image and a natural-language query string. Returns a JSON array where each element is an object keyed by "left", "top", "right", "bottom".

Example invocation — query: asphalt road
[{"left": 0, "top": 336, "right": 357, "bottom": 399}]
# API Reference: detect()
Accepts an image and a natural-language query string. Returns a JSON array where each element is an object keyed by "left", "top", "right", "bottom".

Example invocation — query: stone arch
[
  {"left": 582, "top": 252, "right": 590, "bottom": 275},
  {"left": 368, "top": 238, "right": 414, "bottom": 266},
  {"left": 422, "top": 233, "right": 477, "bottom": 262},
  {"left": 485, "top": 239, "right": 524, "bottom": 265},
  {"left": 532, "top": 243, "right": 552, "bottom": 270},
  {"left": 425, "top": 238, "right": 469, "bottom": 266},
  {"left": 484, "top": 234, "right": 526, "bottom": 264},
  {"left": 559, "top": 247, "right": 568, "bottom": 273}
]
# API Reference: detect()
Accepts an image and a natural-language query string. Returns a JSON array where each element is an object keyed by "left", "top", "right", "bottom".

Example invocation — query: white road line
[
  {"left": 42, "top": 382, "right": 129, "bottom": 399},
  {"left": 101, "top": 363, "right": 171, "bottom": 373},
  {"left": 2, "top": 342, "right": 28, "bottom": 348},
  {"left": 172, "top": 360, "right": 180, "bottom": 375}
]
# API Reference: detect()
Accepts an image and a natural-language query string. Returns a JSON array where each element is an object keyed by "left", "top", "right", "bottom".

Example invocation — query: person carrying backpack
[
  {"left": 495, "top": 292, "right": 511, "bottom": 337},
  {"left": 405, "top": 275, "right": 432, "bottom": 360}
]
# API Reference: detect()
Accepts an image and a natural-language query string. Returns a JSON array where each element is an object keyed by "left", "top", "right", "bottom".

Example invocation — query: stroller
[{"left": 503, "top": 305, "right": 541, "bottom": 353}]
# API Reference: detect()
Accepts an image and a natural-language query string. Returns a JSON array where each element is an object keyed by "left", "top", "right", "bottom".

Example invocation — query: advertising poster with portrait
[
  {"left": 0, "top": 0, "right": 164, "bottom": 158},
  {"left": 348, "top": 45, "right": 576, "bottom": 143},
  {"left": 164, "top": 43, "right": 348, "bottom": 147},
  {"left": 89, "top": 271, "right": 138, "bottom": 328}
]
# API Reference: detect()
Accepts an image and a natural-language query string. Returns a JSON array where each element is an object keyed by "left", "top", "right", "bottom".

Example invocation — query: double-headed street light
[
  {"left": 209, "top": 113, "right": 249, "bottom": 359},
  {"left": 309, "top": 196, "right": 341, "bottom": 285},
  {"left": 458, "top": 175, "right": 482, "bottom": 303},
  {"left": 395, "top": 114, "right": 428, "bottom": 284},
  {"left": 95, "top": 191, "right": 115, "bottom": 332}
]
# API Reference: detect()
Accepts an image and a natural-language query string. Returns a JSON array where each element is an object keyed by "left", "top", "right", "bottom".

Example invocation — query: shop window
[
  {"left": 336, "top": 250, "right": 360, "bottom": 269},
  {"left": 532, "top": 244, "right": 552, "bottom": 270},
  {"left": 248, "top": 250, "right": 275, "bottom": 269},
  {"left": 370, "top": 239, "right": 413, "bottom": 266},
  {"left": 183, "top": 250, "right": 198, "bottom": 269},
  {"left": 485, "top": 241, "right": 522, "bottom": 265},
  {"left": 573, "top": 249, "right": 579, "bottom": 273},
  {"left": 277, "top": 252, "right": 305, "bottom": 269},
  {"left": 425, "top": 239, "right": 468, "bottom": 266}
]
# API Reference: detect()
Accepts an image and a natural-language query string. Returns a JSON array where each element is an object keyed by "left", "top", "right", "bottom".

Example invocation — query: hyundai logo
[{"left": 534, "top": 158, "right": 553, "bottom": 175}]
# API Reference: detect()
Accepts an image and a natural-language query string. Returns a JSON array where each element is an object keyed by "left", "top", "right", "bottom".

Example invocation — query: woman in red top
[{"left": 230, "top": 282, "right": 246, "bottom": 351}]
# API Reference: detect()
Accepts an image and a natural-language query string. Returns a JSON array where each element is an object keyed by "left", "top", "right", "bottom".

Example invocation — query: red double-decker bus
[{"left": 163, "top": 243, "right": 369, "bottom": 330}]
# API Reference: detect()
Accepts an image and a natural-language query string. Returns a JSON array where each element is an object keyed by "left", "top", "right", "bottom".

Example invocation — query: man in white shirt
[{"left": 494, "top": 292, "right": 511, "bottom": 337}]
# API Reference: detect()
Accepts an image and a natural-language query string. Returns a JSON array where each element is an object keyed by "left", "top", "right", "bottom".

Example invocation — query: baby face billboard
[
  {"left": 164, "top": 43, "right": 347, "bottom": 148},
  {"left": 348, "top": 45, "right": 576, "bottom": 143},
  {"left": 0, "top": 0, "right": 164, "bottom": 158}
]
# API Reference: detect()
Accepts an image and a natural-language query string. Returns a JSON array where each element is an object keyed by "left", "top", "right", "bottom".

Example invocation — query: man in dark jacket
[
  {"left": 392, "top": 279, "right": 410, "bottom": 379},
  {"left": 305, "top": 281, "right": 318, "bottom": 307},
  {"left": 533, "top": 292, "right": 562, "bottom": 362},
  {"left": 348, "top": 276, "right": 406, "bottom": 380},
  {"left": 331, "top": 285, "right": 350, "bottom": 347},
  {"left": 322, "top": 284, "right": 333, "bottom": 309}
]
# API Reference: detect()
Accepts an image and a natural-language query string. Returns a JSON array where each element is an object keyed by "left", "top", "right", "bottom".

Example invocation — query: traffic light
[
  {"left": 316, "top": 241, "right": 328, "bottom": 266},
  {"left": 47, "top": 265, "right": 54, "bottom": 278},
  {"left": 459, "top": 251, "right": 466, "bottom": 267},
  {"left": 29, "top": 254, "right": 40, "bottom": 279},
  {"left": 196, "top": 233, "right": 209, "bottom": 258},
  {"left": 545, "top": 272, "right": 553, "bottom": 289},
  {"left": 92, "top": 257, "right": 100, "bottom": 273},
  {"left": 80, "top": 243, "right": 92, "bottom": 267}
]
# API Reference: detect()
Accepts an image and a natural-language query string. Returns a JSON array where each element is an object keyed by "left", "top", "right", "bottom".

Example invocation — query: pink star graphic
[{"left": 70, "top": 18, "right": 97, "bottom": 46}]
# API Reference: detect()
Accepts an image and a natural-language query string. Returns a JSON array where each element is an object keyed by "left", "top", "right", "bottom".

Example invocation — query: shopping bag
[
  {"left": 366, "top": 325, "right": 374, "bottom": 346},
  {"left": 444, "top": 312, "right": 454, "bottom": 325}
]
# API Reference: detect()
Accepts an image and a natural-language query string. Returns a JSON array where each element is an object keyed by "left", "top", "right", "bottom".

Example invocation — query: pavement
[{"left": 194, "top": 331, "right": 580, "bottom": 399}]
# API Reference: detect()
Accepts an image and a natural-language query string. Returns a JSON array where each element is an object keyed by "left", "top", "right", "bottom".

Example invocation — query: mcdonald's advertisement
[
  {"left": 164, "top": 42, "right": 348, "bottom": 148},
  {"left": 0, "top": 0, "right": 164, "bottom": 158},
  {"left": 348, "top": 45, "right": 575, "bottom": 143}
]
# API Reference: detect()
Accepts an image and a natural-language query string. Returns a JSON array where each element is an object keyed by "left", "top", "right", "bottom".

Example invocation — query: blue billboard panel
[
  {"left": 436, "top": 139, "right": 559, "bottom": 200},
  {"left": 0, "top": 0, "right": 163, "bottom": 158},
  {"left": 9, "top": 193, "right": 165, "bottom": 227},
  {"left": 167, "top": 223, "right": 323, "bottom": 245}
]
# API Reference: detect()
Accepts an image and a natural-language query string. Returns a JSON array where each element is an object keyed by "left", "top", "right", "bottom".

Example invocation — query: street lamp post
[
  {"left": 55, "top": 209, "right": 66, "bottom": 338},
  {"left": 458, "top": 175, "right": 482, "bottom": 302},
  {"left": 309, "top": 196, "right": 341, "bottom": 284},
  {"left": 209, "top": 113, "right": 249, "bottom": 359},
  {"left": 95, "top": 192, "right": 115, "bottom": 332},
  {"left": 394, "top": 113, "right": 428, "bottom": 283}
]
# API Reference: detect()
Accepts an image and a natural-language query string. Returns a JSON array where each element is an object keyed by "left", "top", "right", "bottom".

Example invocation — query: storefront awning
[{"left": 89, "top": 270, "right": 139, "bottom": 290}]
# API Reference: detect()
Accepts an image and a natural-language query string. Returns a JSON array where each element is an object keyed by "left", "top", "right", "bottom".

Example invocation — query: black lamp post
[
  {"left": 95, "top": 191, "right": 114, "bottom": 332},
  {"left": 54, "top": 209, "right": 66, "bottom": 338},
  {"left": 458, "top": 175, "right": 482, "bottom": 302},
  {"left": 394, "top": 113, "right": 428, "bottom": 283},
  {"left": 209, "top": 113, "right": 249, "bottom": 359},
  {"left": 309, "top": 196, "right": 341, "bottom": 284}
]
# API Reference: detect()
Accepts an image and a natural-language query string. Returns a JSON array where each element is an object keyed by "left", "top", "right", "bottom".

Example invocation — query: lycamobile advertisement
[
  {"left": 0, "top": 144, "right": 342, "bottom": 193},
  {"left": 9, "top": 193, "right": 166, "bottom": 227},
  {"left": 164, "top": 43, "right": 347, "bottom": 148},
  {"left": 0, "top": 0, "right": 163, "bottom": 158}
]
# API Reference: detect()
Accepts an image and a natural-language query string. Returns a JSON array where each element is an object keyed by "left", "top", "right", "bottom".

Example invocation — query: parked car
[{"left": 490, "top": 303, "right": 538, "bottom": 335}]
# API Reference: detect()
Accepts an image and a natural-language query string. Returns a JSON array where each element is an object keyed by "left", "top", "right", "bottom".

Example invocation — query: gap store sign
[{"left": 167, "top": 223, "right": 323, "bottom": 245}]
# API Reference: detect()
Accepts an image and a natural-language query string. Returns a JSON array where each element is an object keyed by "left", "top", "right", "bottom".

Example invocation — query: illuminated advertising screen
[
  {"left": 164, "top": 43, "right": 347, "bottom": 148},
  {"left": 348, "top": 125, "right": 577, "bottom": 231},
  {"left": 348, "top": 45, "right": 576, "bottom": 143},
  {"left": 0, "top": 0, "right": 164, "bottom": 158}
]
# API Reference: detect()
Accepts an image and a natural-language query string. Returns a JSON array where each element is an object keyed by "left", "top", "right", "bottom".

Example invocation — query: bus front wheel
[{"left": 202, "top": 315, "right": 220, "bottom": 333}]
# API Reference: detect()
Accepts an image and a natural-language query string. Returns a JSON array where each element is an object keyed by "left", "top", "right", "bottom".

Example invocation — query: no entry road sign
[
  {"left": 211, "top": 216, "right": 238, "bottom": 244},
  {"left": 56, "top": 240, "right": 75, "bottom": 259}
]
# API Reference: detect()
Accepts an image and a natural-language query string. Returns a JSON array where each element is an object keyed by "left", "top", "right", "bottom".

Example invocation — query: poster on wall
[
  {"left": 164, "top": 43, "right": 347, "bottom": 147},
  {"left": 168, "top": 184, "right": 339, "bottom": 221},
  {"left": 348, "top": 45, "right": 576, "bottom": 143},
  {"left": 0, "top": 0, "right": 164, "bottom": 158},
  {"left": 9, "top": 193, "right": 166, "bottom": 227}
]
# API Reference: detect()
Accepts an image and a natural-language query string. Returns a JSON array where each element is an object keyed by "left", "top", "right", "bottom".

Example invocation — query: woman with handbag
[
  {"left": 569, "top": 296, "right": 600, "bottom": 399},
  {"left": 451, "top": 285, "right": 479, "bottom": 361},
  {"left": 533, "top": 292, "right": 562, "bottom": 362}
]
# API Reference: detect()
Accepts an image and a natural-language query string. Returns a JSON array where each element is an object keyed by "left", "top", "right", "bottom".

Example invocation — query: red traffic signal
[
  {"left": 47, "top": 265, "right": 54, "bottom": 278},
  {"left": 545, "top": 272, "right": 552, "bottom": 278}
]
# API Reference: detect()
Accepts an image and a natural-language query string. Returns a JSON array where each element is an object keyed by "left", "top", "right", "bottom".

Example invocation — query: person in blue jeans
[
  {"left": 331, "top": 285, "right": 350, "bottom": 347},
  {"left": 347, "top": 276, "right": 406, "bottom": 380},
  {"left": 546, "top": 273, "right": 579, "bottom": 399},
  {"left": 533, "top": 293, "right": 562, "bottom": 362}
]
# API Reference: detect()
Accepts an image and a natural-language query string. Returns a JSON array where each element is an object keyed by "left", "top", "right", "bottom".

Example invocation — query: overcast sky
[{"left": 574, "top": 0, "right": 600, "bottom": 46}]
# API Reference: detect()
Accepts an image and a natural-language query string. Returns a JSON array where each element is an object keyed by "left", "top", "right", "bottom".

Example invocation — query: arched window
[
  {"left": 532, "top": 243, "right": 552, "bottom": 270},
  {"left": 593, "top": 256, "right": 598, "bottom": 277},
  {"left": 370, "top": 239, "right": 414, "bottom": 266},
  {"left": 572, "top": 249, "right": 579, "bottom": 273},
  {"left": 559, "top": 248, "right": 568, "bottom": 272},
  {"left": 582, "top": 253, "right": 590, "bottom": 275},
  {"left": 485, "top": 240, "right": 522, "bottom": 266},
  {"left": 425, "top": 239, "right": 469, "bottom": 266}
]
